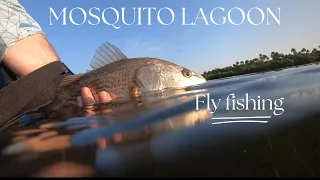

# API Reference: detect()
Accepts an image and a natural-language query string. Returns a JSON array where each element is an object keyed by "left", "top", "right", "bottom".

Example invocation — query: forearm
[
  {"left": 0, "top": 0, "right": 59, "bottom": 77},
  {"left": 3, "top": 33, "right": 60, "bottom": 77},
  {"left": 0, "top": 1, "right": 112, "bottom": 107}
]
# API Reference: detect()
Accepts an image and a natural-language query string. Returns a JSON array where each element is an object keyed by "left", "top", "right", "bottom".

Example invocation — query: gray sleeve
[{"left": 0, "top": 0, "right": 43, "bottom": 62}]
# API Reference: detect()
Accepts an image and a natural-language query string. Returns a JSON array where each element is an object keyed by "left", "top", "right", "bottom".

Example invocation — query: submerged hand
[{"left": 76, "top": 87, "right": 112, "bottom": 108}]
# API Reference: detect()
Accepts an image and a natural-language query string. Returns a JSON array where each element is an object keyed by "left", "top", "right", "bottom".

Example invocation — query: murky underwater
[{"left": 1, "top": 64, "right": 320, "bottom": 177}]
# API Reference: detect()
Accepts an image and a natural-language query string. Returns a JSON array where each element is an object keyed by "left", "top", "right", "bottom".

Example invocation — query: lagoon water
[{"left": 1, "top": 64, "right": 320, "bottom": 177}]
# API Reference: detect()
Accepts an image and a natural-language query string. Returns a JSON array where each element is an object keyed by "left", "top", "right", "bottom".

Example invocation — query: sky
[{"left": 19, "top": 0, "right": 320, "bottom": 74}]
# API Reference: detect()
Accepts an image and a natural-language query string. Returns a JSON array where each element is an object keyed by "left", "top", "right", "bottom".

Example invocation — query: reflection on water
[{"left": 1, "top": 64, "right": 320, "bottom": 177}]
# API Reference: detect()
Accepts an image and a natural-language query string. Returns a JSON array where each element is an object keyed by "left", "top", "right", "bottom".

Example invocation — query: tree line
[{"left": 202, "top": 46, "right": 320, "bottom": 80}]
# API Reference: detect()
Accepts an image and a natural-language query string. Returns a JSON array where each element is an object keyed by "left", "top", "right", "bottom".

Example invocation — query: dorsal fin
[
  {"left": 90, "top": 42, "right": 128, "bottom": 70},
  {"left": 58, "top": 74, "right": 84, "bottom": 89}
]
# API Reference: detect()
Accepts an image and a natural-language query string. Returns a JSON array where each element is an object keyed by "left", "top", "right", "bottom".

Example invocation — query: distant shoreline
[
  {"left": 202, "top": 46, "right": 320, "bottom": 80},
  {"left": 211, "top": 63, "right": 319, "bottom": 81}
]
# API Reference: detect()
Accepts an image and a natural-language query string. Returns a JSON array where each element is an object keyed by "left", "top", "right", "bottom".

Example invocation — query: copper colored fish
[{"left": 43, "top": 42, "right": 206, "bottom": 112}]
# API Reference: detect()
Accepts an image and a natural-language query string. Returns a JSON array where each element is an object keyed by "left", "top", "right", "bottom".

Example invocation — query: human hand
[{"left": 76, "top": 87, "right": 112, "bottom": 108}]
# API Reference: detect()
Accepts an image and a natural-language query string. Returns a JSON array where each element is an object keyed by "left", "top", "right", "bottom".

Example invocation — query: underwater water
[{"left": 1, "top": 64, "right": 320, "bottom": 177}]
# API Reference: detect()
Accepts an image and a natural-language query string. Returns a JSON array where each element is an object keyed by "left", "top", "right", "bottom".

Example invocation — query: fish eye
[{"left": 182, "top": 69, "right": 192, "bottom": 78}]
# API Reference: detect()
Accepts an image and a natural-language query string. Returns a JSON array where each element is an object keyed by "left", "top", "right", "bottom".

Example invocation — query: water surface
[{"left": 1, "top": 64, "right": 320, "bottom": 177}]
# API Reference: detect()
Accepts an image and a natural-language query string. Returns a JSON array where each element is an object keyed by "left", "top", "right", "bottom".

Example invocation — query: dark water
[{"left": 1, "top": 64, "right": 320, "bottom": 177}]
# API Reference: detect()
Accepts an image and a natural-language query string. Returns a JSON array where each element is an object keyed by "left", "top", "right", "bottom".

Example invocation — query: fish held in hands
[{"left": 45, "top": 42, "right": 206, "bottom": 111}]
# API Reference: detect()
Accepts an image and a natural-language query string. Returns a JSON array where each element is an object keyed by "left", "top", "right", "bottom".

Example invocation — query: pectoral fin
[{"left": 59, "top": 74, "right": 84, "bottom": 89}]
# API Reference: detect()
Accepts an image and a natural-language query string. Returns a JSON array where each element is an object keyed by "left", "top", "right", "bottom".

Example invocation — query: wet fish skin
[{"left": 44, "top": 57, "right": 206, "bottom": 112}]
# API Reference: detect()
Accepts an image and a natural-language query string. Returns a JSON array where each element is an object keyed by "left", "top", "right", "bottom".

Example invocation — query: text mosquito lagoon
[{"left": 49, "top": 7, "right": 281, "bottom": 29}]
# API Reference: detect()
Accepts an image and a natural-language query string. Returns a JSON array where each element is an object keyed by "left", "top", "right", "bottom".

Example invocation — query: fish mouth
[
  {"left": 193, "top": 72, "right": 207, "bottom": 82},
  {"left": 187, "top": 72, "right": 207, "bottom": 87},
  {"left": 193, "top": 77, "right": 206, "bottom": 86},
  {"left": 178, "top": 75, "right": 206, "bottom": 88}
]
